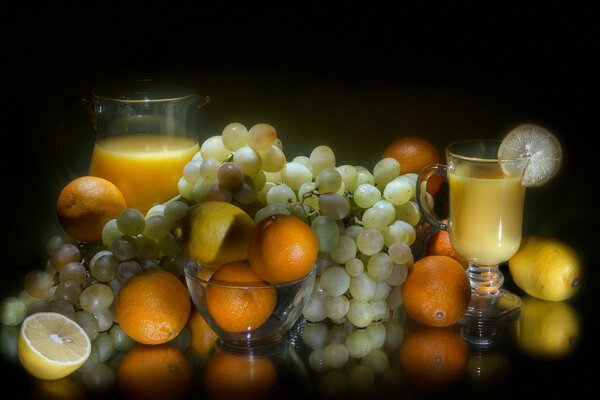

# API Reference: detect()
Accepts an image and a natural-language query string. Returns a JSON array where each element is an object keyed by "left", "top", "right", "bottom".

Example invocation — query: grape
[
  {"left": 373, "top": 157, "right": 401, "bottom": 188},
  {"left": 233, "top": 177, "right": 258, "bottom": 204},
  {"left": 345, "top": 258, "right": 364, "bottom": 277},
  {"left": 192, "top": 178, "right": 214, "bottom": 202},
  {"left": 217, "top": 162, "right": 244, "bottom": 189},
  {"left": 58, "top": 262, "right": 87, "bottom": 284},
  {"left": 182, "top": 159, "right": 202, "bottom": 183},
  {"left": 164, "top": 200, "right": 188, "bottom": 225},
  {"left": 110, "top": 236, "right": 138, "bottom": 261},
  {"left": 311, "top": 215, "right": 340, "bottom": 253},
  {"left": 258, "top": 145, "right": 286, "bottom": 172},
  {"left": 303, "top": 296, "right": 326, "bottom": 323},
  {"left": 336, "top": 165, "right": 358, "bottom": 192},
  {"left": 386, "top": 263, "right": 409, "bottom": 286},
  {"left": 256, "top": 181, "right": 275, "bottom": 204},
  {"left": 345, "top": 329, "right": 372, "bottom": 358},
  {"left": 367, "top": 252, "right": 393, "bottom": 281},
  {"left": 370, "top": 300, "right": 389, "bottom": 322},
  {"left": 323, "top": 295, "right": 350, "bottom": 320},
  {"left": 222, "top": 122, "right": 248, "bottom": 150},
  {"left": 44, "top": 285, "right": 57, "bottom": 302},
  {"left": 251, "top": 169, "right": 267, "bottom": 190},
  {"left": 247, "top": 123, "right": 277, "bottom": 151},
  {"left": 320, "top": 267, "right": 351, "bottom": 296},
  {"left": 82, "top": 363, "right": 115, "bottom": 391},
  {"left": 329, "top": 236, "right": 357, "bottom": 264},
  {"left": 199, "top": 158, "right": 220, "bottom": 180},
  {"left": 48, "top": 299, "right": 75, "bottom": 320},
  {"left": 254, "top": 204, "right": 290, "bottom": 223},
  {"left": 116, "top": 261, "right": 142, "bottom": 283},
  {"left": 143, "top": 214, "right": 169, "bottom": 240},
  {"left": 51, "top": 243, "right": 81, "bottom": 272},
  {"left": 17, "top": 290, "right": 38, "bottom": 308},
  {"left": 361, "top": 207, "right": 390, "bottom": 232},
  {"left": 80, "top": 284, "right": 114, "bottom": 313},
  {"left": 266, "top": 183, "right": 296, "bottom": 205},
  {"left": 301, "top": 322, "right": 329, "bottom": 349},
  {"left": 146, "top": 204, "right": 166, "bottom": 216},
  {"left": 178, "top": 177, "right": 194, "bottom": 199},
  {"left": 82, "top": 276, "right": 100, "bottom": 291},
  {"left": 383, "top": 176, "right": 413, "bottom": 205},
  {"left": 363, "top": 349, "right": 389, "bottom": 376},
  {"left": 46, "top": 234, "right": 74, "bottom": 257},
  {"left": 200, "top": 135, "right": 230, "bottom": 162},
  {"left": 281, "top": 161, "right": 313, "bottom": 190},
  {"left": 366, "top": 323, "right": 387, "bottom": 349},
  {"left": 24, "top": 269, "right": 54, "bottom": 298},
  {"left": 233, "top": 146, "right": 262, "bottom": 175},
  {"left": 264, "top": 170, "right": 282, "bottom": 183},
  {"left": 117, "top": 208, "right": 145, "bottom": 236},
  {"left": 309, "top": 348, "right": 327, "bottom": 372},
  {"left": 90, "top": 250, "right": 112, "bottom": 269},
  {"left": 394, "top": 200, "right": 421, "bottom": 226},
  {"left": 344, "top": 225, "right": 364, "bottom": 240},
  {"left": 110, "top": 322, "right": 136, "bottom": 352},
  {"left": 292, "top": 155, "right": 314, "bottom": 175},
  {"left": 349, "top": 273, "right": 377, "bottom": 302},
  {"left": 347, "top": 300, "right": 374, "bottom": 328},
  {"left": 93, "top": 308, "right": 115, "bottom": 332},
  {"left": 75, "top": 311, "right": 100, "bottom": 342},
  {"left": 356, "top": 229, "right": 384, "bottom": 255},
  {"left": 323, "top": 343, "right": 349, "bottom": 369},
  {"left": 382, "top": 221, "right": 409, "bottom": 246},
  {"left": 0, "top": 297, "right": 26, "bottom": 326},
  {"left": 373, "top": 281, "right": 392, "bottom": 303},
  {"left": 316, "top": 167, "right": 342, "bottom": 194},
  {"left": 371, "top": 200, "right": 396, "bottom": 225},
  {"left": 318, "top": 193, "right": 350, "bottom": 220},
  {"left": 355, "top": 166, "right": 375, "bottom": 186},
  {"left": 159, "top": 233, "right": 181, "bottom": 257},
  {"left": 387, "top": 242, "right": 412, "bottom": 264},
  {"left": 26, "top": 300, "right": 50, "bottom": 316},
  {"left": 108, "top": 279, "right": 123, "bottom": 297},
  {"left": 353, "top": 184, "right": 381, "bottom": 208},
  {"left": 102, "top": 219, "right": 121, "bottom": 249},
  {"left": 90, "top": 254, "right": 119, "bottom": 282},
  {"left": 54, "top": 280, "right": 81, "bottom": 305},
  {"left": 94, "top": 332, "right": 114, "bottom": 362},
  {"left": 386, "top": 285, "right": 403, "bottom": 309},
  {"left": 310, "top": 145, "right": 336, "bottom": 175},
  {"left": 298, "top": 182, "right": 319, "bottom": 210},
  {"left": 136, "top": 235, "right": 160, "bottom": 259}
]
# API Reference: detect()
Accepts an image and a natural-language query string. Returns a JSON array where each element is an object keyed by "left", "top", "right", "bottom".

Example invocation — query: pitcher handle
[{"left": 416, "top": 164, "right": 448, "bottom": 231}]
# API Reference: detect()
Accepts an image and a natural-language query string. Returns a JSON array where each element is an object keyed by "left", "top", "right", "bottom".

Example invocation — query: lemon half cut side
[
  {"left": 18, "top": 312, "right": 91, "bottom": 380},
  {"left": 498, "top": 124, "right": 562, "bottom": 187}
]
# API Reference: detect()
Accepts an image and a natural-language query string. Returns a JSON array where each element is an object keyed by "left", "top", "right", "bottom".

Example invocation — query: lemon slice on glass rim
[
  {"left": 17, "top": 312, "right": 91, "bottom": 380},
  {"left": 498, "top": 124, "right": 562, "bottom": 187}
]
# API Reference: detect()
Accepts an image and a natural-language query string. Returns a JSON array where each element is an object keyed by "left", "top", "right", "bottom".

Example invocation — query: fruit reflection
[
  {"left": 204, "top": 347, "right": 277, "bottom": 400},
  {"left": 187, "top": 309, "right": 218, "bottom": 358},
  {"left": 510, "top": 296, "right": 580, "bottom": 360},
  {"left": 117, "top": 343, "right": 190, "bottom": 400},
  {"left": 399, "top": 324, "right": 468, "bottom": 393}
]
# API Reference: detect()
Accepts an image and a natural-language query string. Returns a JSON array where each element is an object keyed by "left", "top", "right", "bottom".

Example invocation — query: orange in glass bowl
[{"left": 184, "top": 260, "right": 316, "bottom": 348}]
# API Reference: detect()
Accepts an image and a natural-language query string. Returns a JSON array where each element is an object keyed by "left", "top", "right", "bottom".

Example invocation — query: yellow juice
[
  {"left": 448, "top": 164, "right": 525, "bottom": 265},
  {"left": 89, "top": 134, "right": 199, "bottom": 214}
]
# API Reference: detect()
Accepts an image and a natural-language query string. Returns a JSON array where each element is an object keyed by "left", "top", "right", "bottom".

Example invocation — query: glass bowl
[{"left": 184, "top": 260, "right": 316, "bottom": 348}]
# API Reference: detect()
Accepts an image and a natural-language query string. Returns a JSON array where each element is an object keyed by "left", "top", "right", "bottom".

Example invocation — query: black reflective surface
[{"left": 1, "top": 5, "right": 596, "bottom": 399}]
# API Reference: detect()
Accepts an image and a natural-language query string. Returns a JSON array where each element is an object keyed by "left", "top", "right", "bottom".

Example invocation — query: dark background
[{"left": 1, "top": 3, "right": 596, "bottom": 398}]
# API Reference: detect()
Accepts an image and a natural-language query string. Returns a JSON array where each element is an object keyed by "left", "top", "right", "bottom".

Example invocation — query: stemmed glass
[{"left": 416, "top": 140, "right": 527, "bottom": 344}]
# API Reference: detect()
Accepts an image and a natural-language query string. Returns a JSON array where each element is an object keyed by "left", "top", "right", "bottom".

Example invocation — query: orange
[
  {"left": 187, "top": 309, "right": 218, "bottom": 356},
  {"left": 204, "top": 350, "right": 277, "bottom": 400},
  {"left": 117, "top": 343, "right": 190, "bottom": 400},
  {"left": 115, "top": 269, "right": 191, "bottom": 345},
  {"left": 426, "top": 220, "right": 468, "bottom": 268},
  {"left": 382, "top": 136, "right": 444, "bottom": 194},
  {"left": 401, "top": 255, "right": 471, "bottom": 327},
  {"left": 56, "top": 176, "right": 127, "bottom": 243},
  {"left": 205, "top": 261, "right": 276, "bottom": 333},
  {"left": 399, "top": 324, "right": 468, "bottom": 392},
  {"left": 248, "top": 214, "right": 318, "bottom": 283}
]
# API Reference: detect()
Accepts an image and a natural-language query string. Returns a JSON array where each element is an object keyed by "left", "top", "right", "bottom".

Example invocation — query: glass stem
[{"left": 467, "top": 264, "right": 503, "bottom": 296}]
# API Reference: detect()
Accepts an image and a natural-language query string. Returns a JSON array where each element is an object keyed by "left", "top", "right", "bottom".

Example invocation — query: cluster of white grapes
[
  {"left": 177, "top": 122, "right": 434, "bottom": 328},
  {"left": 301, "top": 311, "right": 406, "bottom": 397}
]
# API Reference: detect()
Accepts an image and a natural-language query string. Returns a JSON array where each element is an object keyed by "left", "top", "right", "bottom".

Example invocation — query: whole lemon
[
  {"left": 508, "top": 235, "right": 582, "bottom": 301},
  {"left": 510, "top": 296, "right": 580, "bottom": 360},
  {"left": 175, "top": 201, "right": 255, "bottom": 266}
]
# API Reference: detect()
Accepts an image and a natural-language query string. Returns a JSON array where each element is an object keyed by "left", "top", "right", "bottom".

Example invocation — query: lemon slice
[
  {"left": 498, "top": 124, "right": 562, "bottom": 187},
  {"left": 18, "top": 312, "right": 91, "bottom": 380}
]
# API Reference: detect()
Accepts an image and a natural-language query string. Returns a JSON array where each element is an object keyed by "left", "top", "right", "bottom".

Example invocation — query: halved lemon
[
  {"left": 498, "top": 124, "right": 562, "bottom": 187},
  {"left": 18, "top": 312, "right": 91, "bottom": 380}
]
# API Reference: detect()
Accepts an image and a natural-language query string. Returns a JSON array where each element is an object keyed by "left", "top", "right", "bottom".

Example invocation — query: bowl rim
[{"left": 184, "top": 261, "right": 317, "bottom": 289}]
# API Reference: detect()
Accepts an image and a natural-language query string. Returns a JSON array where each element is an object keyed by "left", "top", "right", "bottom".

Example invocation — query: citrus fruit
[
  {"left": 17, "top": 312, "right": 91, "bottom": 380},
  {"left": 56, "top": 176, "right": 127, "bottom": 243},
  {"left": 117, "top": 343, "right": 190, "bottom": 400},
  {"left": 510, "top": 296, "right": 580, "bottom": 360},
  {"left": 399, "top": 325, "right": 468, "bottom": 392},
  {"left": 248, "top": 214, "right": 318, "bottom": 283},
  {"left": 205, "top": 350, "right": 277, "bottom": 400},
  {"left": 401, "top": 255, "right": 471, "bottom": 327},
  {"left": 508, "top": 235, "right": 582, "bottom": 301},
  {"left": 175, "top": 201, "right": 255, "bottom": 266},
  {"left": 497, "top": 124, "right": 562, "bottom": 187},
  {"left": 187, "top": 309, "right": 218, "bottom": 357},
  {"left": 115, "top": 269, "right": 191, "bottom": 345},
  {"left": 205, "top": 261, "right": 276, "bottom": 333},
  {"left": 382, "top": 136, "right": 444, "bottom": 194},
  {"left": 425, "top": 220, "right": 468, "bottom": 268}
]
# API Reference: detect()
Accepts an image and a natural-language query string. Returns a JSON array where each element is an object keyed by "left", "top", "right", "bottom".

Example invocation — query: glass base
[{"left": 460, "top": 288, "right": 521, "bottom": 346}]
